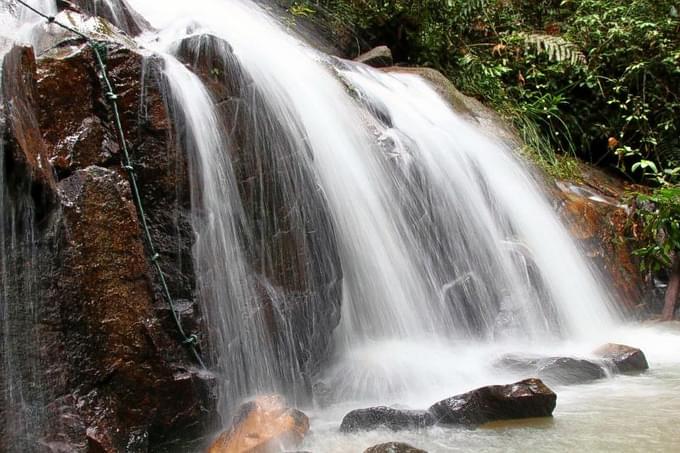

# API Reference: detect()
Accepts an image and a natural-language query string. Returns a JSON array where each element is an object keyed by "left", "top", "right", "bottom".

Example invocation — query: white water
[
  {"left": 2, "top": 0, "right": 680, "bottom": 451},
  {"left": 127, "top": 0, "right": 620, "bottom": 400}
]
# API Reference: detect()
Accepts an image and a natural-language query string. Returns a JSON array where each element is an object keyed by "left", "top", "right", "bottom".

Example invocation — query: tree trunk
[{"left": 661, "top": 255, "right": 680, "bottom": 321}]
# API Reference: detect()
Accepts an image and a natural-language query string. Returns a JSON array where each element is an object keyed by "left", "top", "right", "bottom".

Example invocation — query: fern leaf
[{"left": 522, "top": 33, "right": 587, "bottom": 65}]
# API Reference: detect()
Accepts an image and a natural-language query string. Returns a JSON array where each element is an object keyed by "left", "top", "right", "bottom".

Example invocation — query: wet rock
[
  {"left": 553, "top": 169, "right": 647, "bottom": 314},
  {"left": 340, "top": 407, "right": 435, "bottom": 432},
  {"left": 355, "top": 46, "right": 394, "bottom": 68},
  {"left": 59, "top": 0, "right": 151, "bottom": 36},
  {"left": 208, "top": 395, "right": 310, "bottom": 453},
  {"left": 1, "top": 35, "right": 214, "bottom": 450},
  {"left": 428, "top": 378, "right": 556, "bottom": 426},
  {"left": 495, "top": 355, "right": 606, "bottom": 385},
  {"left": 364, "top": 442, "right": 428, "bottom": 453},
  {"left": 594, "top": 343, "right": 649, "bottom": 373}
]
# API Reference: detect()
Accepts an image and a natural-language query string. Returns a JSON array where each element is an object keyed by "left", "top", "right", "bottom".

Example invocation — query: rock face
[
  {"left": 496, "top": 355, "right": 607, "bottom": 385},
  {"left": 364, "top": 442, "right": 428, "bottom": 453},
  {"left": 340, "top": 407, "right": 436, "bottom": 433},
  {"left": 594, "top": 343, "right": 649, "bottom": 373},
  {"left": 208, "top": 395, "right": 309, "bottom": 453},
  {"left": 553, "top": 168, "right": 648, "bottom": 314},
  {"left": 1, "top": 36, "right": 214, "bottom": 451},
  {"left": 428, "top": 379, "right": 557, "bottom": 426},
  {"left": 355, "top": 46, "right": 394, "bottom": 68}
]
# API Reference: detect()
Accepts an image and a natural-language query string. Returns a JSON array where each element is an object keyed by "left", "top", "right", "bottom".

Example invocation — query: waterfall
[
  {"left": 147, "top": 51, "right": 302, "bottom": 416},
  {"left": 1, "top": 0, "right": 626, "bottom": 442},
  {"left": 127, "top": 0, "right": 619, "bottom": 406}
]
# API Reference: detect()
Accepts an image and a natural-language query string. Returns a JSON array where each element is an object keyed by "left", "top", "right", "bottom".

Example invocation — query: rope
[{"left": 16, "top": 0, "right": 206, "bottom": 368}]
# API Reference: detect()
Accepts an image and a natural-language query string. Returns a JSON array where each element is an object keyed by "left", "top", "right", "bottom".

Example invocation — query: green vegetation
[{"left": 286, "top": 0, "right": 679, "bottom": 316}]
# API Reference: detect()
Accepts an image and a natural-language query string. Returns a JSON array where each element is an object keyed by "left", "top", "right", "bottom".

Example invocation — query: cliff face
[{"left": 1, "top": 40, "right": 215, "bottom": 451}]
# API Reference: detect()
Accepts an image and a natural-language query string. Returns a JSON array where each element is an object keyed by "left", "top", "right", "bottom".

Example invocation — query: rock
[
  {"left": 340, "top": 407, "right": 435, "bottom": 432},
  {"left": 594, "top": 343, "right": 649, "bottom": 373},
  {"left": 58, "top": 0, "right": 151, "bottom": 36},
  {"left": 355, "top": 46, "right": 394, "bottom": 68},
  {"left": 1, "top": 34, "right": 214, "bottom": 450},
  {"left": 208, "top": 395, "right": 310, "bottom": 453},
  {"left": 428, "top": 378, "right": 556, "bottom": 426},
  {"left": 536, "top": 357, "right": 606, "bottom": 385},
  {"left": 364, "top": 442, "right": 428, "bottom": 453},
  {"left": 495, "top": 355, "right": 606, "bottom": 385},
  {"left": 552, "top": 168, "right": 647, "bottom": 314}
]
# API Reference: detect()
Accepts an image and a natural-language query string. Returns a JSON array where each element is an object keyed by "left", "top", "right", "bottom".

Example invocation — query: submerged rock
[
  {"left": 355, "top": 46, "right": 394, "bottom": 68},
  {"left": 536, "top": 357, "right": 606, "bottom": 385},
  {"left": 428, "top": 378, "right": 556, "bottom": 426},
  {"left": 208, "top": 395, "right": 310, "bottom": 453},
  {"left": 496, "top": 355, "right": 607, "bottom": 385},
  {"left": 594, "top": 343, "right": 649, "bottom": 373},
  {"left": 340, "top": 407, "right": 436, "bottom": 432},
  {"left": 364, "top": 442, "right": 428, "bottom": 453}
]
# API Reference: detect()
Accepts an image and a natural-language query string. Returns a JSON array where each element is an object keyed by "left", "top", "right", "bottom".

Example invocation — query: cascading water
[
  {"left": 148, "top": 51, "right": 301, "bottom": 414},
  {"left": 0, "top": 2, "right": 55, "bottom": 447},
  {"left": 127, "top": 0, "right": 620, "bottom": 405}
]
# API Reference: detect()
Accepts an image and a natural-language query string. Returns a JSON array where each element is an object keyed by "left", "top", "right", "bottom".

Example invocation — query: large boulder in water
[
  {"left": 594, "top": 343, "right": 649, "bottom": 373},
  {"left": 340, "top": 407, "right": 436, "bottom": 432},
  {"left": 208, "top": 395, "right": 310, "bottom": 453},
  {"left": 365, "top": 442, "right": 428, "bottom": 453},
  {"left": 428, "top": 378, "right": 557, "bottom": 426}
]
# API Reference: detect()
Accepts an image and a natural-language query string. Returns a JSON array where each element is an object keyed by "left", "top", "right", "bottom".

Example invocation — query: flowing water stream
[{"left": 1, "top": 0, "right": 680, "bottom": 451}]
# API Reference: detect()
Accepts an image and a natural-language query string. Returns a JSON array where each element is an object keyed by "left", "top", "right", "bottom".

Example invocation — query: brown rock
[
  {"left": 208, "top": 395, "right": 310, "bottom": 453},
  {"left": 553, "top": 167, "right": 647, "bottom": 313},
  {"left": 428, "top": 378, "right": 557, "bottom": 426},
  {"left": 365, "top": 442, "right": 428, "bottom": 453},
  {"left": 594, "top": 343, "right": 649, "bottom": 373},
  {"left": 1, "top": 33, "right": 213, "bottom": 450}
]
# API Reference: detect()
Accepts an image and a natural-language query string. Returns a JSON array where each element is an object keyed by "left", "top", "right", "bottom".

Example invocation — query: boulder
[
  {"left": 355, "top": 46, "right": 394, "bottom": 68},
  {"left": 340, "top": 407, "right": 435, "bottom": 433},
  {"left": 594, "top": 343, "right": 649, "bottom": 373},
  {"left": 428, "top": 378, "right": 556, "bottom": 426},
  {"left": 208, "top": 395, "right": 310, "bottom": 453},
  {"left": 365, "top": 442, "right": 428, "bottom": 453},
  {"left": 495, "top": 355, "right": 606, "bottom": 385}
]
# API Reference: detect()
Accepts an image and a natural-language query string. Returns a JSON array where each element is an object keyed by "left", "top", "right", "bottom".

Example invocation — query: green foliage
[{"left": 633, "top": 186, "right": 680, "bottom": 272}]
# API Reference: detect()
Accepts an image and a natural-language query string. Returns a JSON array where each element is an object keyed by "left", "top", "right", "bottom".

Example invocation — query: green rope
[{"left": 16, "top": 0, "right": 206, "bottom": 369}]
